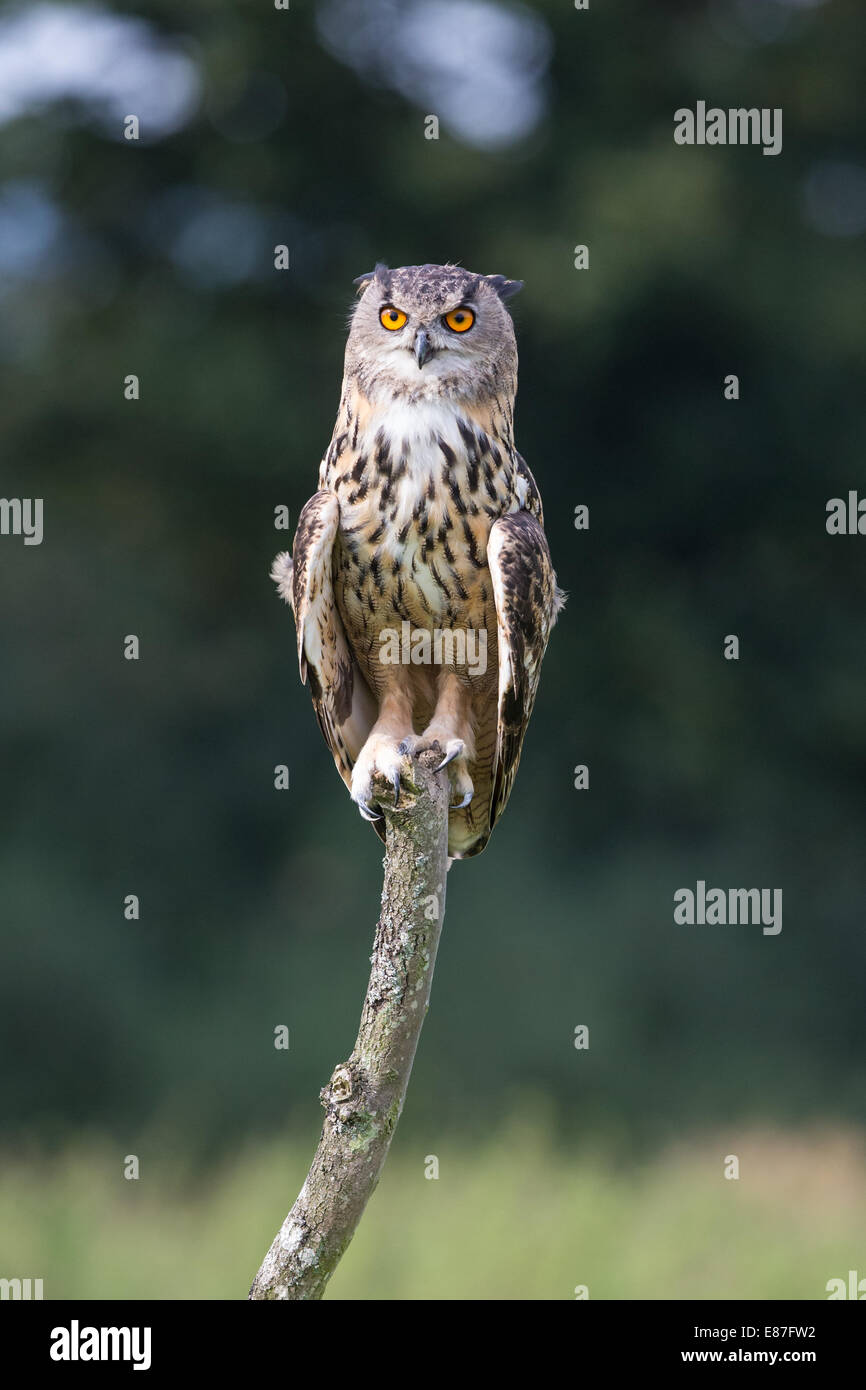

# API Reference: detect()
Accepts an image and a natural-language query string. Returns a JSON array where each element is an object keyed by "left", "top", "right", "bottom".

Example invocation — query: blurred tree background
[{"left": 1, "top": 0, "right": 865, "bottom": 1296}]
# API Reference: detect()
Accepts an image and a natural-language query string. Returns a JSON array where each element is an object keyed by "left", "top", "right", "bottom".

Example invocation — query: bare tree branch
[{"left": 248, "top": 749, "right": 450, "bottom": 1300}]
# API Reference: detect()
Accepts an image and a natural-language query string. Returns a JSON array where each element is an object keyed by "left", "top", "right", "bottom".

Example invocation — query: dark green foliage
[{"left": 1, "top": 0, "right": 865, "bottom": 1160}]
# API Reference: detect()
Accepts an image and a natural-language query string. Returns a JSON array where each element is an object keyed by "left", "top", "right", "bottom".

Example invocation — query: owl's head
[{"left": 345, "top": 262, "right": 522, "bottom": 402}]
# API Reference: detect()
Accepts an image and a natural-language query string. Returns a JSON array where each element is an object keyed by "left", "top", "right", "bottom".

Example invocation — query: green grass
[{"left": 2, "top": 1115, "right": 864, "bottom": 1299}]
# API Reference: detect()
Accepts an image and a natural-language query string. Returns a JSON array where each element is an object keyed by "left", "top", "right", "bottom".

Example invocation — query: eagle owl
[{"left": 272, "top": 262, "right": 563, "bottom": 859}]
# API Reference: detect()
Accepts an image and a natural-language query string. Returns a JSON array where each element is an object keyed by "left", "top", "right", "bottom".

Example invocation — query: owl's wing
[
  {"left": 513, "top": 451, "right": 544, "bottom": 524},
  {"left": 271, "top": 490, "right": 378, "bottom": 812},
  {"left": 487, "top": 508, "right": 563, "bottom": 834}
]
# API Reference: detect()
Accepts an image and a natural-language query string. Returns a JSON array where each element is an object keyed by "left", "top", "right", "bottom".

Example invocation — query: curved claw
[
  {"left": 450, "top": 790, "right": 473, "bottom": 810},
  {"left": 391, "top": 770, "right": 401, "bottom": 808},
  {"left": 355, "top": 801, "right": 382, "bottom": 823},
  {"left": 435, "top": 741, "right": 465, "bottom": 772}
]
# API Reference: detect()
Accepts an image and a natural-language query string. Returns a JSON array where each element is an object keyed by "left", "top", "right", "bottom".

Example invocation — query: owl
[{"left": 272, "top": 262, "right": 563, "bottom": 859}]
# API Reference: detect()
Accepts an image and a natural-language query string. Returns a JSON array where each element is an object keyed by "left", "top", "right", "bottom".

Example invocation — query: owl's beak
[{"left": 413, "top": 329, "right": 434, "bottom": 368}]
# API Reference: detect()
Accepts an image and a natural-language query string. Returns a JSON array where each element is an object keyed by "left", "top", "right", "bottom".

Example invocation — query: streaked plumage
[{"left": 272, "top": 262, "right": 563, "bottom": 858}]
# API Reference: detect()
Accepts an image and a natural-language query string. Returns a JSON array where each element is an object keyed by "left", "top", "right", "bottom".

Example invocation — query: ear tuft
[
  {"left": 353, "top": 262, "right": 390, "bottom": 296},
  {"left": 486, "top": 274, "right": 524, "bottom": 303}
]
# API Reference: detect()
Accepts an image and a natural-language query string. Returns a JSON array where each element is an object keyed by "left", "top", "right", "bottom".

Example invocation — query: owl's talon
[
  {"left": 351, "top": 733, "right": 413, "bottom": 822},
  {"left": 435, "top": 739, "right": 465, "bottom": 772},
  {"left": 451, "top": 790, "right": 473, "bottom": 810}
]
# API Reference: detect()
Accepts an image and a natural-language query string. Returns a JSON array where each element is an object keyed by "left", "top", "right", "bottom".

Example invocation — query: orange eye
[
  {"left": 443, "top": 306, "right": 475, "bottom": 333},
  {"left": 380, "top": 306, "right": 408, "bottom": 331}
]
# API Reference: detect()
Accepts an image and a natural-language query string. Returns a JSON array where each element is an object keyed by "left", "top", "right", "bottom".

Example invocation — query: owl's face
[{"left": 345, "top": 263, "right": 522, "bottom": 402}]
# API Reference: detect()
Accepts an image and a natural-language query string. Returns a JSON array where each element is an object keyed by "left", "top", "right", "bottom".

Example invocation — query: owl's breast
[{"left": 327, "top": 397, "right": 512, "bottom": 675}]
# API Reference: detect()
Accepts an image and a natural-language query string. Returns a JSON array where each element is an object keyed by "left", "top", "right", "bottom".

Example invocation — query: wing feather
[
  {"left": 272, "top": 491, "right": 378, "bottom": 804},
  {"left": 487, "top": 508, "right": 563, "bottom": 834}
]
